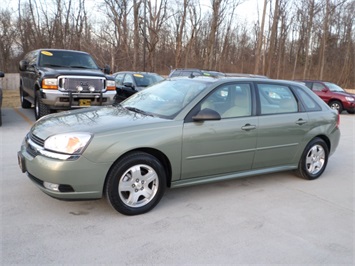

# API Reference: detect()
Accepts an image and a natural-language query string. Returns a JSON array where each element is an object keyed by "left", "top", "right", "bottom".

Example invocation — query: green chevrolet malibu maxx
[{"left": 18, "top": 77, "right": 340, "bottom": 215}]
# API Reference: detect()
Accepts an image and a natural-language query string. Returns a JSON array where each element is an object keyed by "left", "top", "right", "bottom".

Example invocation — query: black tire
[
  {"left": 35, "top": 90, "right": 50, "bottom": 120},
  {"left": 329, "top": 100, "right": 343, "bottom": 113},
  {"left": 20, "top": 86, "right": 32, "bottom": 109},
  {"left": 296, "top": 138, "right": 329, "bottom": 180},
  {"left": 347, "top": 110, "right": 355, "bottom": 114},
  {"left": 105, "top": 152, "right": 167, "bottom": 215}
]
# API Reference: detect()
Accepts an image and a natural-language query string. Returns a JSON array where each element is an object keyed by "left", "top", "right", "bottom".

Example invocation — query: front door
[{"left": 181, "top": 82, "right": 258, "bottom": 180}]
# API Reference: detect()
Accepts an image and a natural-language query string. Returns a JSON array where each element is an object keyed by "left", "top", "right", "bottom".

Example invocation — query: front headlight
[
  {"left": 44, "top": 133, "right": 92, "bottom": 155},
  {"left": 42, "top": 78, "right": 58, "bottom": 89},
  {"left": 106, "top": 80, "right": 116, "bottom": 91},
  {"left": 345, "top": 96, "right": 354, "bottom": 102}
]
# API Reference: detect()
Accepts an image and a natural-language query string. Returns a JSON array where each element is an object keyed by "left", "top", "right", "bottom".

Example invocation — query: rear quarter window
[{"left": 293, "top": 86, "right": 322, "bottom": 112}]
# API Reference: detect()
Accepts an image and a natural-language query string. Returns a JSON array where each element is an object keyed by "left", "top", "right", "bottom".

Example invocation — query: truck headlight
[
  {"left": 44, "top": 133, "right": 92, "bottom": 154},
  {"left": 106, "top": 80, "right": 116, "bottom": 91},
  {"left": 42, "top": 78, "right": 58, "bottom": 89}
]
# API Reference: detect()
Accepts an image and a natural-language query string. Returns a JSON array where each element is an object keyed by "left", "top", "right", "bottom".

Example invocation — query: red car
[{"left": 300, "top": 80, "right": 355, "bottom": 114}]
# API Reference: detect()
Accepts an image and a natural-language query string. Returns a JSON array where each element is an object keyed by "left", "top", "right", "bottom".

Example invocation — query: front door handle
[{"left": 241, "top": 124, "right": 256, "bottom": 131}]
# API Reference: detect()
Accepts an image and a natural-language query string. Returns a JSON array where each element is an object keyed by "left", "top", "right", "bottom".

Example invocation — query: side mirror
[
  {"left": 192, "top": 108, "right": 221, "bottom": 121},
  {"left": 19, "top": 60, "right": 29, "bottom": 71},
  {"left": 103, "top": 65, "right": 111, "bottom": 74},
  {"left": 123, "top": 82, "right": 134, "bottom": 88},
  {"left": 321, "top": 88, "right": 329, "bottom": 92}
]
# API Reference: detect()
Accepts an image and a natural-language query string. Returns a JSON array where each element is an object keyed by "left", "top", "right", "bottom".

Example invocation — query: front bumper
[
  {"left": 41, "top": 89, "right": 116, "bottom": 109},
  {"left": 18, "top": 144, "right": 111, "bottom": 200}
]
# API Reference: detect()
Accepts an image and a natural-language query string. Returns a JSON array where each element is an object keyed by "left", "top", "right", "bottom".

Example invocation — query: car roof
[
  {"left": 36, "top": 49, "right": 89, "bottom": 55},
  {"left": 113, "top": 71, "right": 161, "bottom": 75}
]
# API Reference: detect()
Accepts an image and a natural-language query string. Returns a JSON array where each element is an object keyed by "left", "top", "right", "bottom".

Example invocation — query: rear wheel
[
  {"left": 329, "top": 100, "right": 343, "bottom": 113},
  {"left": 296, "top": 138, "right": 329, "bottom": 180},
  {"left": 35, "top": 90, "right": 50, "bottom": 119},
  {"left": 20, "top": 86, "right": 31, "bottom": 109},
  {"left": 105, "top": 152, "right": 166, "bottom": 215}
]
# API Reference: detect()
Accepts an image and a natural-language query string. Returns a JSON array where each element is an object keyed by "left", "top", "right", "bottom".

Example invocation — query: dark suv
[
  {"left": 168, "top": 68, "right": 225, "bottom": 78},
  {"left": 299, "top": 80, "right": 355, "bottom": 114},
  {"left": 19, "top": 49, "right": 116, "bottom": 119}
]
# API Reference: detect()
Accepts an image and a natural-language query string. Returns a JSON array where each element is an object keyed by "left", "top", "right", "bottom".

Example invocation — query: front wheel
[
  {"left": 35, "top": 90, "right": 50, "bottom": 120},
  {"left": 105, "top": 152, "right": 167, "bottom": 215},
  {"left": 296, "top": 138, "right": 329, "bottom": 180}
]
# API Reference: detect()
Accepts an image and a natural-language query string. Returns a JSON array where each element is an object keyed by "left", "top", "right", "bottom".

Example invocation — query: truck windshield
[{"left": 39, "top": 50, "right": 99, "bottom": 69}]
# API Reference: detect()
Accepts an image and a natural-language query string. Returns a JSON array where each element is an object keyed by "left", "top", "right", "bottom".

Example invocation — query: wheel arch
[
  {"left": 311, "top": 134, "right": 331, "bottom": 153},
  {"left": 103, "top": 148, "right": 173, "bottom": 195}
]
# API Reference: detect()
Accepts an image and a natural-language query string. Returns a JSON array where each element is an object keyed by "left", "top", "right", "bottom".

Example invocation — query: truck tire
[
  {"left": 20, "top": 86, "right": 32, "bottom": 109},
  {"left": 35, "top": 90, "right": 51, "bottom": 119}
]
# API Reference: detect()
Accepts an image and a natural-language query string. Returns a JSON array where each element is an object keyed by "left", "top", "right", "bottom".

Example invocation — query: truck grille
[{"left": 58, "top": 76, "right": 105, "bottom": 93}]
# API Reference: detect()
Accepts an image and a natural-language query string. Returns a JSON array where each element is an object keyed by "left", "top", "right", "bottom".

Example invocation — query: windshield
[
  {"left": 39, "top": 50, "right": 99, "bottom": 69},
  {"left": 133, "top": 73, "right": 164, "bottom": 87},
  {"left": 121, "top": 79, "right": 208, "bottom": 118},
  {"left": 325, "top": 82, "right": 345, "bottom": 92}
]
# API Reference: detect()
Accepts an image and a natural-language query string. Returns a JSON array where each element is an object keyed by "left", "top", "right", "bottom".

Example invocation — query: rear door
[{"left": 252, "top": 83, "right": 310, "bottom": 169}]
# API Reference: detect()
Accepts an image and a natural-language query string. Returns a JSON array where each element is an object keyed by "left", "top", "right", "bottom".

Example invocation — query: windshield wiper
[
  {"left": 70, "top": 66, "right": 90, "bottom": 69},
  {"left": 125, "top": 106, "right": 153, "bottom": 116},
  {"left": 43, "top": 64, "right": 64, "bottom": 67}
]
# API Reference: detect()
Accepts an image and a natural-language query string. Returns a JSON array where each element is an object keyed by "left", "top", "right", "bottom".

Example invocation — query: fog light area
[{"left": 43, "top": 182, "right": 60, "bottom": 191}]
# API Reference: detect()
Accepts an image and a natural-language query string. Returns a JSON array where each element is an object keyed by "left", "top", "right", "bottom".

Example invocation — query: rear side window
[
  {"left": 257, "top": 84, "right": 298, "bottom": 115},
  {"left": 293, "top": 86, "right": 322, "bottom": 111},
  {"left": 312, "top": 82, "right": 326, "bottom": 91}
]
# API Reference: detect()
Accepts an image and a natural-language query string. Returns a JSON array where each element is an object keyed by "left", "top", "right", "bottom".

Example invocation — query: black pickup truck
[{"left": 19, "top": 49, "right": 116, "bottom": 119}]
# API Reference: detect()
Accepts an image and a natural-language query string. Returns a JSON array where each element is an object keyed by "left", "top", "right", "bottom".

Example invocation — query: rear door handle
[
  {"left": 296, "top": 118, "right": 307, "bottom": 125},
  {"left": 241, "top": 124, "right": 256, "bottom": 131}
]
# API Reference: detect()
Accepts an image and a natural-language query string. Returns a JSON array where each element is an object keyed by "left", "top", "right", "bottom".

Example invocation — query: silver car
[{"left": 18, "top": 77, "right": 340, "bottom": 215}]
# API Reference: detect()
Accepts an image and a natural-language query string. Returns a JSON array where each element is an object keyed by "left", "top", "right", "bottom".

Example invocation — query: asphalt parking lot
[{"left": 1, "top": 107, "right": 354, "bottom": 265}]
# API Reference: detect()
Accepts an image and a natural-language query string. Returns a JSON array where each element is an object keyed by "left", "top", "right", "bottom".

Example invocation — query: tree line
[{"left": 0, "top": 0, "right": 354, "bottom": 89}]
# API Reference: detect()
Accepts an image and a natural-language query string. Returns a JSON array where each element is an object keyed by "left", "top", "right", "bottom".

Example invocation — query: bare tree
[
  {"left": 0, "top": 10, "right": 18, "bottom": 72},
  {"left": 203, "top": 0, "right": 227, "bottom": 70},
  {"left": 145, "top": 0, "right": 169, "bottom": 71},
  {"left": 254, "top": 0, "right": 268, "bottom": 75},
  {"left": 265, "top": 0, "right": 280, "bottom": 77}
]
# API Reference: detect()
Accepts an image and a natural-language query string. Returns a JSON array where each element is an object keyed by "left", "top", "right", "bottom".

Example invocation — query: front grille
[
  {"left": 58, "top": 76, "right": 105, "bottom": 92},
  {"left": 26, "top": 133, "right": 44, "bottom": 157},
  {"left": 29, "top": 132, "right": 44, "bottom": 146}
]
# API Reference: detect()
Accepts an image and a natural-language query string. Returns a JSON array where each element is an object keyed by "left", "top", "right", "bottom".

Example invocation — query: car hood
[
  {"left": 332, "top": 91, "right": 355, "bottom": 97},
  {"left": 31, "top": 106, "right": 168, "bottom": 140},
  {"left": 39, "top": 67, "right": 107, "bottom": 78}
]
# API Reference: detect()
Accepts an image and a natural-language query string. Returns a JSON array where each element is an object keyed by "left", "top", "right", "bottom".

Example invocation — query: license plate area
[
  {"left": 79, "top": 99, "right": 91, "bottom": 106},
  {"left": 17, "top": 152, "right": 26, "bottom": 173}
]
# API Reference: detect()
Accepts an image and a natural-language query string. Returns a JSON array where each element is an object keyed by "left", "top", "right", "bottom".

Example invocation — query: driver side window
[{"left": 201, "top": 83, "right": 252, "bottom": 118}]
